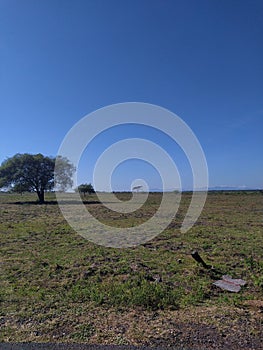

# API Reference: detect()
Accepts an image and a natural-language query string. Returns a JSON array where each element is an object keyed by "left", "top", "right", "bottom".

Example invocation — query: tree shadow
[{"left": 12, "top": 200, "right": 102, "bottom": 205}]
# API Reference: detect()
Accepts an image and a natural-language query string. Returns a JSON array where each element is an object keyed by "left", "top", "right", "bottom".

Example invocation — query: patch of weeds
[
  {"left": 0, "top": 326, "right": 15, "bottom": 341},
  {"left": 68, "top": 283, "right": 105, "bottom": 305},
  {"left": 244, "top": 255, "right": 258, "bottom": 270},
  {"left": 251, "top": 274, "right": 263, "bottom": 290},
  {"left": 181, "top": 280, "right": 211, "bottom": 306},
  {"left": 216, "top": 291, "right": 248, "bottom": 307},
  {"left": 67, "top": 275, "right": 180, "bottom": 310},
  {"left": 244, "top": 256, "right": 263, "bottom": 291},
  {"left": 70, "top": 323, "right": 95, "bottom": 341},
  {"left": 127, "top": 279, "right": 180, "bottom": 310},
  {"left": 116, "top": 335, "right": 129, "bottom": 345}
]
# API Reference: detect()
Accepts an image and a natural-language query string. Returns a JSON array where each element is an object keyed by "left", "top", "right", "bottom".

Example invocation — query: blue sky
[{"left": 0, "top": 0, "right": 262, "bottom": 190}]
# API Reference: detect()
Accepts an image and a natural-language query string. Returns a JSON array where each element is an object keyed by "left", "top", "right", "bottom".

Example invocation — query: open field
[{"left": 0, "top": 191, "right": 262, "bottom": 349}]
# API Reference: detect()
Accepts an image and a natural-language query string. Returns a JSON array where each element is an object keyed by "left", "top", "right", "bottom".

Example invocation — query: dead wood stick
[{"left": 191, "top": 250, "right": 211, "bottom": 269}]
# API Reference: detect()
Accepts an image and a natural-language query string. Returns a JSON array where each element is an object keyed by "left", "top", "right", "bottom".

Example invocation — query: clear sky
[{"left": 0, "top": 0, "right": 262, "bottom": 191}]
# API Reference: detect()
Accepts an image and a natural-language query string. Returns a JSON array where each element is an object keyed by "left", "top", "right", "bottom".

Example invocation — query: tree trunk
[{"left": 37, "top": 189, "right": 45, "bottom": 204}]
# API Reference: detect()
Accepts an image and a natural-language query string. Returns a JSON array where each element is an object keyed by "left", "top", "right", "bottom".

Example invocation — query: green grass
[{"left": 0, "top": 190, "right": 262, "bottom": 343}]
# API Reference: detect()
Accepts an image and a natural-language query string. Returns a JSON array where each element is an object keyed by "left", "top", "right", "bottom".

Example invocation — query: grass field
[{"left": 0, "top": 191, "right": 262, "bottom": 348}]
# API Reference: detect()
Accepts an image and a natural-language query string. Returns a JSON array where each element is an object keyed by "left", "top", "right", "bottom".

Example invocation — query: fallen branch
[{"left": 191, "top": 250, "right": 211, "bottom": 269}]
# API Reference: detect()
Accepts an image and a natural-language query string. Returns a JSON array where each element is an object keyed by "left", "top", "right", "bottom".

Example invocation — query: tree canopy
[
  {"left": 76, "top": 183, "right": 95, "bottom": 197},
  {"left": 0, "top": 153, "right": 75, "bottom": 203}
]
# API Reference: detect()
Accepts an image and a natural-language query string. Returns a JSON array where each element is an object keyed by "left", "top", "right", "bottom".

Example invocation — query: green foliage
[
  {"left": 0, "top": 153, "right": 74, "bottom": 202},
  {"left": 76, "top": 183, "right": 95, "bottom": 196},
  {"left": 71, "top": 323, "right": 95, "bottom": 341},
  {"left": 68, "top": 276, "right": 180, "bottom": 310},
  {"left": 10, "top": 182, "right": 33, "bottom": 194},
  {"left": 54, "top": 155, "right": 75, "bottom": 191}
]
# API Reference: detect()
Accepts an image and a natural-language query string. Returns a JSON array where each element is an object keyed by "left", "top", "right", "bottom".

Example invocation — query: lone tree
[
  {"left": 0, "top": 153, "right": 75, "bottom": 203},
  {"left": 76, "top": 183, "right": 95, "bottom": 197}
]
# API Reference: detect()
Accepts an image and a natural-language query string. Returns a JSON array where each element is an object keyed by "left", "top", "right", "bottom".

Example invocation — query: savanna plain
[{"left": 0, "top": 191, "right": 262, "bottom": 349}]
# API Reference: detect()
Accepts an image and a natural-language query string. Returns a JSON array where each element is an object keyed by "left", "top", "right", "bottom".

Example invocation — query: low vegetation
[{"left": 0, "top": 191, "right": 262, "bottom": 347}]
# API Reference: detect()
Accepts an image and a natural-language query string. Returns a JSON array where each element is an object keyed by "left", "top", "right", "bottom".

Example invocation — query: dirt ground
[{"left": 2, "top": 304, "right": 262, "bottom": 349}]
